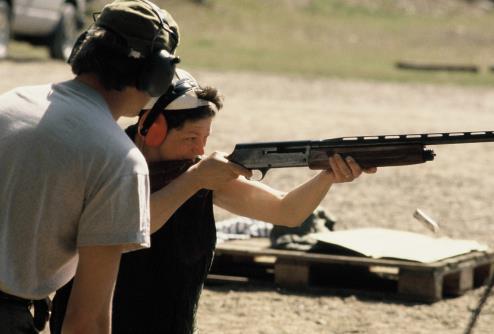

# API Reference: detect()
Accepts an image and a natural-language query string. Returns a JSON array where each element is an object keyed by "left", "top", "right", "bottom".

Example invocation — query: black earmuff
[
  {"left": 138, "top": 77, "right": 198, "bottom": 147},
  {"left": 137, "top": 50, "right": 180, "bottom": 97},
  {"left": 136, "top": 0, "right": 181, "bottom": 97}
]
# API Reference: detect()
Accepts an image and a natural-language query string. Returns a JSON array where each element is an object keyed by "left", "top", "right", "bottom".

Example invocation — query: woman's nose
[{"left": 193, "top": 142, "right": 205, "bottom": 155}]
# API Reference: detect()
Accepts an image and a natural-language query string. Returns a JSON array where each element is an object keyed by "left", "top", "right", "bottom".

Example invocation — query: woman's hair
[{"left": 70, "top": 27, "right": 146, "bottom": 91}]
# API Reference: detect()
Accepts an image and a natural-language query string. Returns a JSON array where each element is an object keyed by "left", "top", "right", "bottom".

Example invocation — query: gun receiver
[{"left": 228, "top": 131, "right": 494, "bottom": 179}]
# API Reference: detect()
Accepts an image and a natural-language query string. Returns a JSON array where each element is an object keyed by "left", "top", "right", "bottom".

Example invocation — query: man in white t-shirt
[{"left": 0, "top": 1, "right": 210, "bottom": 333}]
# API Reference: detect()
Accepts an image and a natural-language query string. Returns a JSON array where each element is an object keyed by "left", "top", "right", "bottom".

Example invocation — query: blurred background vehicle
[{"left": 0, "top": 0, "right": 86, "bottom": 60}]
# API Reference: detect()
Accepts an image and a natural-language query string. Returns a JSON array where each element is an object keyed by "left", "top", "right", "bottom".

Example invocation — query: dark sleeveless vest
[{"left": 113, "top": 160, "right": 216, "bottom": 334}]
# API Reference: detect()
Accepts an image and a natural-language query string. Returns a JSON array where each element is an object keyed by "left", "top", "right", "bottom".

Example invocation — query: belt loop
[{"left": 33, "top": 297, "right": 52, "bottom": 331}]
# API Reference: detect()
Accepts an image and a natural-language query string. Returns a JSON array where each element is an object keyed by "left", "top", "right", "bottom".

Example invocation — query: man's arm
[
  {"left": 214, "top": 154, "right": 375, "bottom": 227},
  {"left": 62, "top": 245, "right": 122, "bottom": 334}
]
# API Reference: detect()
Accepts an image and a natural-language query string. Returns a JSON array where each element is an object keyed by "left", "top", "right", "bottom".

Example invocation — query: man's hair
[
  {"left": 125, "top": 85, "right": 223, "bottom": 141},
  {"left": 70, "top": 28, "right": 146, "bottom": 91}
]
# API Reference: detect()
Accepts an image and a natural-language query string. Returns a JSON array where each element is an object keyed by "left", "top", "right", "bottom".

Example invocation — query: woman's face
[{"left": 158, "top": 117, "right": 213, "bottom": 160}]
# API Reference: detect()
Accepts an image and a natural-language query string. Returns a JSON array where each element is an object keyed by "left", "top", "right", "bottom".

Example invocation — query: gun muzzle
[{"left": 423, "top": 149, "right": 435, "bottom": 161}]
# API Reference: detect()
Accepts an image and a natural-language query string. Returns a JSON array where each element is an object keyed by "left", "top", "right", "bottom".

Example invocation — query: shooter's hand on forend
[{"left": 327, "top": 154, "right": 377, "bottom": 183}]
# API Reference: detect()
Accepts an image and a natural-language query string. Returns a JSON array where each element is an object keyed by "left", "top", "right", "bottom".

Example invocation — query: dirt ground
[{"left": 2, "top": 60, "right": 494, "bottom": 334}]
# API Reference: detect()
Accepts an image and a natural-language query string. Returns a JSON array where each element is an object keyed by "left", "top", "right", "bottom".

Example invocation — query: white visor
[
  {"left": 166, "top": 90, "right": 210, "bottom": 110},
  {"left": 143, "top": 89, "right": 210, "bottom": 111}
]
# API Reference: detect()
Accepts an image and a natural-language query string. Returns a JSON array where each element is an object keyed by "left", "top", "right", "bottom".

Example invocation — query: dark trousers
[
  {"left": 0, "top": 297, "right": 37, "bottom": 334},
  {"left": 0, "top": 291, "right": 50, "bottom": 334}
]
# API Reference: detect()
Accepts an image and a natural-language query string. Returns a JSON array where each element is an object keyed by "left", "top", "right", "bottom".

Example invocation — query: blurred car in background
[{"left": 0, "top": 0, "right": 86, "bottom": 60}]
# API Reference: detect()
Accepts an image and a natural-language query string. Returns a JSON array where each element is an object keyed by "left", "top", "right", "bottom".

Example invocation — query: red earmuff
[
  {"left": 138, "top": 110, "right": 168, "bottom": 147},
  {"left": 138, "top": 76, "right": 199, "bottom": 147}
]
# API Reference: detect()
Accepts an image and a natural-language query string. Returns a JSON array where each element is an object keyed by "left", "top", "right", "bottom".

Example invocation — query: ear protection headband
[{"left": 138, "top": 77, "right": 199, "bottom": 147}]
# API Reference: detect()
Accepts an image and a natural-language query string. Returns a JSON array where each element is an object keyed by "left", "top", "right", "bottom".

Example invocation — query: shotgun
[{"left": 227, "top": 131, "right": 494, "bottom": 179}]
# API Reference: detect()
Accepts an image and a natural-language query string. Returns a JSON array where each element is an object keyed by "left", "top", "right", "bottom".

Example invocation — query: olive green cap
[{"left": 95, "top": 0, "right": 179, "bottom": 57}]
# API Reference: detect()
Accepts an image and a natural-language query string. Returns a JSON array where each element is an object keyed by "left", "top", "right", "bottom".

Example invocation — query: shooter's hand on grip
[{"left": 189, "top": 152, "right": 252, "bottom": 191}]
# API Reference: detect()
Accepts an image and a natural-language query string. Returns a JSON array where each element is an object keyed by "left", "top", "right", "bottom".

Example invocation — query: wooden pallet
[{"left": 209, "top": 238, "right": 494, "bottom": 303}]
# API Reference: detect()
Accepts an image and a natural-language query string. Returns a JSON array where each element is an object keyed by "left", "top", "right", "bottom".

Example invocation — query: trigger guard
[{"left": 251, "top": 168, "right": 269, "bottom": 181}]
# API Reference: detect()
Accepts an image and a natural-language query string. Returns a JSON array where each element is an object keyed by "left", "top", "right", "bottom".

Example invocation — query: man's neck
[{"left": 75, "top": 74, "right": 149, "bottom": 120}]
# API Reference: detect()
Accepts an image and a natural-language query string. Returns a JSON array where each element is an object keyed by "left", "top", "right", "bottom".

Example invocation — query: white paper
[{"left": 312, "top": 228, "right": 489, "bottom": 263}]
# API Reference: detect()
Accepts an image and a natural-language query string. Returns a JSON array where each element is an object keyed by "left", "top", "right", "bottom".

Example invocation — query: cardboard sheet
[{"left": 311, "top": 228, "right": 489, "bottom": 263}]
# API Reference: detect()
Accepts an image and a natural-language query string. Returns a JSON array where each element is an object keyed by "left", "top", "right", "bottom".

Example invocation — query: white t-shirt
[{"left": 0, "top": 80, "right": 150, "bottom": 299}]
